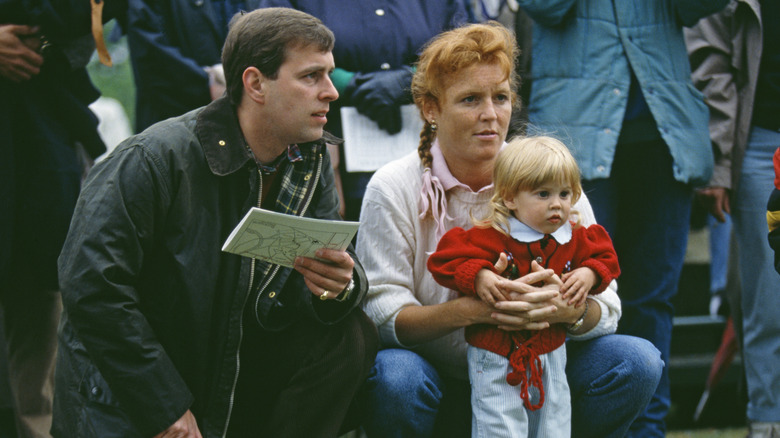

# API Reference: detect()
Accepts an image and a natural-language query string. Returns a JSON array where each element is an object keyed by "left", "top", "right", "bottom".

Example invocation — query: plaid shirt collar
[{"left": 256, "top": 144, "right": 303, "bottom": 175}]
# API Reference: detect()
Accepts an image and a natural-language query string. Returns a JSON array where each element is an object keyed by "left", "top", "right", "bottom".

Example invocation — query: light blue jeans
[
  {"left": 469, "top": 345, "right": 570, "bottom": 438},
  {"left": 734, "top": 126, "right": 780, "bottom": 423},
  {"left": 359, "top": 334, "right": 662, "bottom": 438}
]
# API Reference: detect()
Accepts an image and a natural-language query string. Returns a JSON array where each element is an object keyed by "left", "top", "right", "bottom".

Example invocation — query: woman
[{"left": 356, "top": 22, "right": 663, "bottom": 438}]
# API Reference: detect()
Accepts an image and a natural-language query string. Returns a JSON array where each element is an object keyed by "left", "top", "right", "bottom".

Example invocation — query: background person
[
  {"left": 356, "top": 22, "right": 662, "bottom": 438},
  {"left": 0, "top": 0, "right": 123, "bottom": 433},
  {"left": 686, "top": 1, "right": 780, "bottom": 435},
  {"left": 517, "top": 1, "right": 729, "bottom": 435},
  {"left": 125, "top": 0, "right": 258, "bottom": 132},
  {"left": 255, "top": 0, "right": 472, "bottom": 221}
]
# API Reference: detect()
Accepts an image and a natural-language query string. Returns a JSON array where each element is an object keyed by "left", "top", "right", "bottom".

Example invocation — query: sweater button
[{"left": 535, "top": 256, "right": 543, "bottom": 264}]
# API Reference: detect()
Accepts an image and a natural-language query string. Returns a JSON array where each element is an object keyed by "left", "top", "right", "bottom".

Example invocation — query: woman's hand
[{"left": 491, "top": 260, "right": 562, "bottom": 331}]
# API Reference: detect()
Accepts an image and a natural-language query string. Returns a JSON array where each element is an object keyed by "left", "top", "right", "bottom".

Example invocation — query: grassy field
[{"left": 668, "top": 428, "right": 747, "bottom": 438}]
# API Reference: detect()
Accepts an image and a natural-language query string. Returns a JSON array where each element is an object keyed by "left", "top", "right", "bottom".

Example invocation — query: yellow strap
[
  {"left": 90, "top": 0, "right": 112, "bottom": 66},
  {"left": 767, "top": 209, "right": 780, "bottom": 232}
]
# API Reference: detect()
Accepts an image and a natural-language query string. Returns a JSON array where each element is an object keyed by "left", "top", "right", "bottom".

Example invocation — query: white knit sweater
[{"left": 357, "top": 151, "right": 621, "bottom": 379}]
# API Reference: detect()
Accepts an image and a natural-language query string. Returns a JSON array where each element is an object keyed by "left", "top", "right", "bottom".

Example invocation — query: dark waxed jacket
[{"left": 53, "top": 97, "right": 368, "bottom": 437}]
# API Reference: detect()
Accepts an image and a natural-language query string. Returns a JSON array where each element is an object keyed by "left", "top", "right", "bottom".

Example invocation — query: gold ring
[{"left": 320, "top": 290, "right": 330, "bottom": 301}]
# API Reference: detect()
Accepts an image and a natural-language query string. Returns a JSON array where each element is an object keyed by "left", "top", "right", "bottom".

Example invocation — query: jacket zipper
[
  {"left": 252, "top": 153, "right": 323, "bottom": 320},
  {"left": 221, "top": 168, "right": 264, "bottom": 438},
  {"left": 221, "top": 153, "right": 323, "bottom": 436}
]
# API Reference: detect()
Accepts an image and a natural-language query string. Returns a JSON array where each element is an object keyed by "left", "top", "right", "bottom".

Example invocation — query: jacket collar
[{"left": 195, "top": 96, "right": 341, "bottom": 176}]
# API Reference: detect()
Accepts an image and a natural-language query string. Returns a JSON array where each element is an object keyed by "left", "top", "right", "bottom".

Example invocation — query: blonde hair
[
  {"left": 477, "top": 136, "right": 583, "bottom": 235},
  {"left": 412, "top": 21, "right": 520, "bottom": 173}
]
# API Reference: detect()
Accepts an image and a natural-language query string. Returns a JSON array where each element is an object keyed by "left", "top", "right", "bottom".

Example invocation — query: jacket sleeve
[
  {"left": 427, "top": 228, "right": 498, "bottom": 296},
  {"left": 20, "top": 0, "right": 126, "bottom": 42},
  {"left": 569, "top": 195, "right": 620, "bottom": 340},
  {"left": 515, "top": 0, "right": 576, "bottom": 27},
  {"left": 576, "top": 224, "right": 621, "bottom": 294},
  {"left": 684, "top": 7, "right": 736, "bottom": 189},
  {"left": 768, "top": 147, "right": 780, "bottom": 275},
  {"left": 58, "top": 143, "right": 192, "bottom": 436},
  {"left": 126, "top": 0, "right": 214, "bottom": 129}
]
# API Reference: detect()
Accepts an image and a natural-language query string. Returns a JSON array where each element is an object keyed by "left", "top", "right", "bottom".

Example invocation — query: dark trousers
[
  {"left": 583, "top": 136, "right": 692, "bottom": 437},
  {"left": 227, "top": 309, "right": 378, "bottom": 437}
]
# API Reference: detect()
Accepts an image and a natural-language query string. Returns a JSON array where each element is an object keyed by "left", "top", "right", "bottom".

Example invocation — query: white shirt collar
[{"left": 506, "top": 215, "right": 572, "bottom": 244}]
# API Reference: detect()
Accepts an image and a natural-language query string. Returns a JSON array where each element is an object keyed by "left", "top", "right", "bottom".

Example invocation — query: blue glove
[{"left": 345, "top": 67, "right": 414, "bottom": 135}]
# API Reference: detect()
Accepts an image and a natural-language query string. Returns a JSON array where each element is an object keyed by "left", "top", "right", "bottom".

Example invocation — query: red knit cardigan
[{"left": 427, "top": 223, "right": 620, "bottom": 410}]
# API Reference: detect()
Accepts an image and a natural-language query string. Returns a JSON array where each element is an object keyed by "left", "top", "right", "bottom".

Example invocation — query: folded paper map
[{"left": 222, "top": 208, "right": 359, "bottom": 268}]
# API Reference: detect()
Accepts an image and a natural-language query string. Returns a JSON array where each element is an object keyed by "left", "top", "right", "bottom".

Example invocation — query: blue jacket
[
  {"left": 520, "top": 0, "right": 728, "bottom": 185},
  {"left": 255, "top": 0, "right": 471, "bottom": 137},
  {"left": 126, "top": 0, "right": 261, "bottom": 131}
]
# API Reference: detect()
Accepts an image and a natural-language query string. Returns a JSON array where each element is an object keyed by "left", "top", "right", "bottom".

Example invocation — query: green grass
[{"left": 667, "top": 428, "right": 747, "bottom": 438}]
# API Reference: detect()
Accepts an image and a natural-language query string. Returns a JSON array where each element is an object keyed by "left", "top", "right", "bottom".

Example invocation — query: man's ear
[{"left": 242, "top": 66, "right": 266, "bottom": 104}]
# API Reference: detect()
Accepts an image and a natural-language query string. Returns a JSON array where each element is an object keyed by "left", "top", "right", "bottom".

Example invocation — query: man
[
  {"left": 53, "top": 8, "right": 377, "bottom": 437},
  {"left": 0, "top": 0, "right": 113, "bottom": 433}
]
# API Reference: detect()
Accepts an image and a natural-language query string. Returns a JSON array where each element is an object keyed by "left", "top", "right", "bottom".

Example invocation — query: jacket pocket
[{"left": 77, "top": 362, "right": 145, "bottom": 438}]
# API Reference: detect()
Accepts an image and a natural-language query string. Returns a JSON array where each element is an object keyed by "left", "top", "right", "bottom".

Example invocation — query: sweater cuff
[
  {"left": 454, "top": 259, "right": 494, "bottom": 295},
  {"left": 581, "top": 260, "right": 615, "bottom": 294}
]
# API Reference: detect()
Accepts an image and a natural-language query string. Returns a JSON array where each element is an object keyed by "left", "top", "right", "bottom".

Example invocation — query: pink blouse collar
[{"left": 419, "top": 139, "right": 496, "bottom": 240}]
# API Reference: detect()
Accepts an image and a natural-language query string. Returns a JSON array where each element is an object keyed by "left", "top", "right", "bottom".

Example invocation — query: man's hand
[
  {"left": 696, "top": 186, "right": 730, "bottom": 222},
  {"left": 294, "top": 248, "right": 354, "bottom": 300},
  {"left": 153, "top": 410, "right": 202, "bottom": 438},
  {"left": 0, "top": 24, "right": 44, "bottom": 82}
]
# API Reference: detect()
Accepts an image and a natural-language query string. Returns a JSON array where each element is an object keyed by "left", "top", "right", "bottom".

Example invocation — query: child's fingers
[
  {"left": 478, "top": 290, "right": 496, "bottom": 306},
  {"left": 567, "top": 285, "right": 585, "bottom": 305}
]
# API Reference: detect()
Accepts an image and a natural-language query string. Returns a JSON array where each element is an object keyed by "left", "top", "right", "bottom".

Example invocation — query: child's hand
[
  {"left": 560, "top": 267, "right": 597, "bottom": 306},
  {"left": 475, "top": 268, "right": 509, "bottom": 305}
]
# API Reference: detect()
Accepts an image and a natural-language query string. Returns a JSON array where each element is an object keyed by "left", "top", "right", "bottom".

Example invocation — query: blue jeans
[
  {"left": 734, "top": 126, "right": 780, "bottom": 422},
  {"left": 359, "top": 334, "right": 662, "bottom": 438},
  {"left": 708, "top": 213, "right": 732, "bottom": 294},
  {"left": 582, "top": 137, "right": 692, "bottom": 437}
]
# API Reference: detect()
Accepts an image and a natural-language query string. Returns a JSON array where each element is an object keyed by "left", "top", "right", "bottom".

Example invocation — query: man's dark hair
[{"left": 222, "top": 7, "right": 335, "bottom": 106}]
